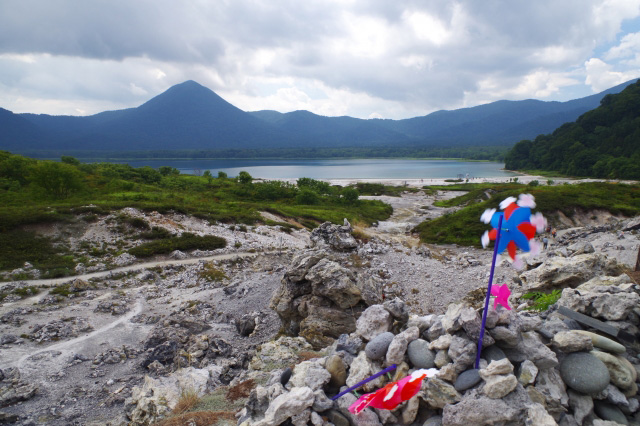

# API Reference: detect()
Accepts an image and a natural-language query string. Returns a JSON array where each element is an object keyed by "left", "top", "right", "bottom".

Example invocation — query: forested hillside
[{"left": 505, "top": 81, "right": 640, "bottom": 179}]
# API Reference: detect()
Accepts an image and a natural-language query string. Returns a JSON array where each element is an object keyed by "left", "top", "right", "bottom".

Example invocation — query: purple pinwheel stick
[
  {"left": 331, "top": 364, "right": 397, "bottom": 400},
  {"left": 475, "top": 215, "right": 503, "bottom": 369}
]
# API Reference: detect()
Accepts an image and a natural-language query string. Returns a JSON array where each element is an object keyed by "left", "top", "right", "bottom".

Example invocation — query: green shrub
[
  {"left": 521, "top": 289, "right": 562, "bottom": 312},
  {"left": 129, "top": 233, "right": 226, "bottom": 257},
  {"left": 295, "top": 188, "right": 320, "bottom": 205}
]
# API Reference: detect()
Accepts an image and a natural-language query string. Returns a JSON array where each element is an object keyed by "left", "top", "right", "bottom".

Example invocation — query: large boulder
[{"left": 519, "top": 253, "right": 624, "bottom": 292}]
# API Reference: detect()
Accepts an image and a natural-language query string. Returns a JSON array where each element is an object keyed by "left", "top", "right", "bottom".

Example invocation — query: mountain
[
  {"left": 0, "top": 79, "right": 637, "bottom": 154},
  {"left": 505, "top": 80, "right": 640, "bottom": 179},
  {"left": 17, "top": 81, "right": 295, "bottom": 151}
]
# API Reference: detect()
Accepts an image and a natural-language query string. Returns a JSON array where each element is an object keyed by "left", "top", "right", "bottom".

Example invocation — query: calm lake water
[{"left": 117, "top": 158, "right": 518, "bottom": 179}]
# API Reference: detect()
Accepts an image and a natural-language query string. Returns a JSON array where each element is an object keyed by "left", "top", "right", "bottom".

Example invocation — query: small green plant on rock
[{"left": 521, "top": 289, "right": 562, "bottom": 312}]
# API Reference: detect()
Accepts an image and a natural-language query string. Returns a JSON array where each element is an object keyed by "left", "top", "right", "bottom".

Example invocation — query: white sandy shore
[{"left": 273, "top": 174, "right": 638, "bottom": 187}]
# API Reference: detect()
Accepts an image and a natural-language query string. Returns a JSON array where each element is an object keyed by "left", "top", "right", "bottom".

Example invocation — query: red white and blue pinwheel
[{"left": 480, "top": 194, "right": 546, "bottom": 269}]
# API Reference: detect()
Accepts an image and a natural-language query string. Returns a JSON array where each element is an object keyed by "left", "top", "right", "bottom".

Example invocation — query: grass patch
[
  {"left": 172, "top": 389, "right": 201, "bottom": 415},
  {"left": 198, "top": 263, "right": 228, "bottom": 282},
  {"left": 521, "top": 289, "right": 562, "bottom": 312},
  {"left": 351, "top": 182, "right": 419, "bottom": 196},
  {"left": 0, "top": 230, "right": 76, "bottom": 275},
  {"left": 129, "top": 233, "right": 227, "bottom": 258}
]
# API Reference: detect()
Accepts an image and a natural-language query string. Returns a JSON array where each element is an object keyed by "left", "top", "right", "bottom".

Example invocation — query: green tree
[
  {"left": 341, "top": 187, "right": 359, "bottom": 205},
  {"left": 29, "top": 161, "right": 85, "bottom": 198},
  {"left": 159, "top": 166, "right": 180, "bottom": 176},
  {"left": 203, "top": 170, "right": 213, "bottom": 184},
  {"left": 218, "top": 171, "right": 228, "bottom": 179},
  {"left": 60, "top": 155, "right": 80, "bottom": 166},
  {"left": 295, "top": 188, "right": 320, "bottom": 205},
  {"left": 237, "top": 171, "right": 253, "bottom": 184}
]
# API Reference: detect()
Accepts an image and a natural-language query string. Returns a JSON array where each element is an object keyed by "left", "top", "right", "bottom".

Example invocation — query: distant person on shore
[
  {"left": 542, "top": 237, "right": 549, "bottom": 250},
  {"left": 551, "top": 228, "right": 557, "bottom": 238}
]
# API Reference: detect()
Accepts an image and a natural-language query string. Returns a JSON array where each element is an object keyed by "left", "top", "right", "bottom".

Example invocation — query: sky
[{"left": 2, "top": 1, "right": 640, "bottom": 120}]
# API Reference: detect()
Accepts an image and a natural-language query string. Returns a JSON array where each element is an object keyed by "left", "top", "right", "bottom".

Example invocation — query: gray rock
[
  {"left": 383, "top": 297, "right": 409, "bottom": 323},
  {"left": 535, "top": 368, "right": 569, "bottom": 409},
  {"left": 594, "top": 401, "right": 629, "bottom": 425},
  {"left": 552, "top": 330, "right": 594, "bottom": 353},
  {"left": 502, "top": 331, "right": 558, "bottom": 369},
  {"left": 311, "top": 389, "right": 334, "bottom": 412},
  {"left": 280, "top": 368, "right": 292, "bottom": 386},
  {"left": 479, "top": 358, "right": 514, "bottom": 377},
  {"left": 519, "top": 253, "right": 624, "bottom": 292},
  {"left": 575, "top": 331, "right": 626, "bottom": 354},
  {"left": 424, "top": 377, "right": 462, "bottom": 408},
  {"left": 448, "top": 335, "right": 477, "bottom": 373},
  {"left": 305, "top": 259, "right": 361, "bottom": 309},
  {"left": 426, "top": 318, "right": 446, "bottom": 341},
  {"left": 335, "top": 334, "right": 362, "bottom": 355},
  {"left": 386, "top": 326, "right": 419, "bottom": 365},
  {"left": 590, "top": 350, "right": 635, "bottom": 390},
  {"left": 325, "top": 409, "right": 350, "bottom": 426},
  {"left": 454, "top": 369, "right": 481, "bottom": 392},
  {"left": 559, "top": 287, "right": 640, "bottom": 322},
  {"left": 434, "top": 350, "right": 451, "bottom": 368},
  {"left": 568, "top": 389, "right": 594, "bottom": 424},
  {"left": 407, "top": 339, "right": 436, "bottom": 369},
  {"left": 423, "top": 415, "right": 443, "bottom": 426},
  {"left": 481, "top": 345, "right": 506, "bottom": 364},
  {"left": 560, "top": 352, "right": 610, "bottom": 394},
  {"left": 364, "top": 332, "right": 394, "bottom": 360},
  {"left": 325, "top": 355, "right": 346, "bottom": 388},
  {"left": 459, "top": 306, "right": 495, "bottom": 346},
  {"left": 526, "top": 402, "right": 558, "bottom": 426},
  {"left": 310, "top": 221, "right": 357, "bottom": 252},
  {"left": 356, "top": 305, "right": 392, "bottom": 341},
  {"left": 517, "top": 359, "right": 538, "bottom": 386},
  {"left": 482, "top": 374, "right": 518, "bottom": 399},
  {"left": 601, "top": 383, "right": 629, "bottom": 407},
  {"left": 441, "top": 303, "right": 466, "bottom": 333},
  {"left": 254, "top": 387, "right": 315, "bottom": 426},
  {"left": 345, "top": 352, "right": 384, "bottom": 393},
  {"left": 289, "top": 361, "right": 331, "bottom": 391},
  {"left": 442, "top": 390, "right": 519, "bottom": 425}
]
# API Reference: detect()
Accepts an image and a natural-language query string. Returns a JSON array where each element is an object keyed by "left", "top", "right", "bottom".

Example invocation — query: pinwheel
[
  {"left": 480, "top": 194, "right": 546, "bottom": 269},
  {"left": 490, "top": 283, "right": 511, "bottom": 310},
  {"left": 348, "top": 368, "right": 438, "bottom": 415},
  {"left": 475, "top": 194, "right": 546, "bottom": 368}
]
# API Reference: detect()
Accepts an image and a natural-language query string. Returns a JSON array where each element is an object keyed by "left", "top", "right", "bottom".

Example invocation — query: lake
[{"left": 117, "top": 158, "right": 518, "bottom": 180}]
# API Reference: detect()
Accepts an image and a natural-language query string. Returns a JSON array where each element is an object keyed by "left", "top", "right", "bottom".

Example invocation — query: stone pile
[
  {"left": 270, "top": 247, "right": 388, "bottom": 350},
  {"left": 237, "top": 279, "right": 640, "bottom": 425}
]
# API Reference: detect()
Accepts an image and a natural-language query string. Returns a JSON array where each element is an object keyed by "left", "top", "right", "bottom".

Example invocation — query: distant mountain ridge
[
  {"left": 0, "top": 79, "right": 637, "bottom": 154},
  {"left": 505, "top": 80, "right": 640, "bottom": 179}
]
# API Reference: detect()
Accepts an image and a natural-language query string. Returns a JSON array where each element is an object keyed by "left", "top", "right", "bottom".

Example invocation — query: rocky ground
[{"left": 0, "top": 189, "right": 639, "bottom": 425}]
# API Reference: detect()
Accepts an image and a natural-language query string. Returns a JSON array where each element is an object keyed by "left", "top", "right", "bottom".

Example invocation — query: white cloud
[
  {"left": 585, "top": 57, "right": 638, "bottom": 91},
  {"left": 0, "top": 1, "right": 640, "bottom": 118}
]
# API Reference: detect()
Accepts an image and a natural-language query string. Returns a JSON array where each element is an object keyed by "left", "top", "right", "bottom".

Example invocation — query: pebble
[
  {"left": 594, "top": 401, "right": 629, "bottom": 425},
  {"left": 423, "top": 415, "right": 443, "bottom": 426},
  {"left": 365, "top": 332, "right": 394, "bottom": 360},
  {"left": 280, "top": 367, "right": 292, "bottom": 386},
  {"left": 481, "top": 345, "right": 506, "bottom": 364},
  {"left": 454, "top": 369, "right": 481, "bottom": 392},
  {"left": 407, "top": 339, "right": 436, "bottom": 368},
  {"left": 560, "top": 352, "right": 610, "bottom": 394},
  {"left": 574, "top": 330, "right": 626, "bottom": 354}
]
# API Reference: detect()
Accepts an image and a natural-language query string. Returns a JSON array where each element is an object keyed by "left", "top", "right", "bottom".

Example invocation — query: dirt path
[{"left": 1, "top": 251, "right": 259, "bottom": 290}]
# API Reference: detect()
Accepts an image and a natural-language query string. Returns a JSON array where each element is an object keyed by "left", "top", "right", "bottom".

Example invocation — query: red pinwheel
[
  {"left": 480, "top": 194, "right": 546, "bottom": 269},
  {"left": 349, "top": 369, "right": 438, "bottom": 415}
]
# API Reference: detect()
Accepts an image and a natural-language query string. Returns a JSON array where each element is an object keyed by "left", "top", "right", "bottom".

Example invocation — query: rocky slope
[{"left": 0, "top": 192, "right": 638, "bottom": 425}]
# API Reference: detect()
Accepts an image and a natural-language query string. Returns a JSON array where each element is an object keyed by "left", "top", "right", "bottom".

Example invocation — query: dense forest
[
  {"left": 20, "top": 146, "right": 507, "bottom": 162},
  {"left": 504, "top": 80, "right": 640, "bottom": 179}
]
